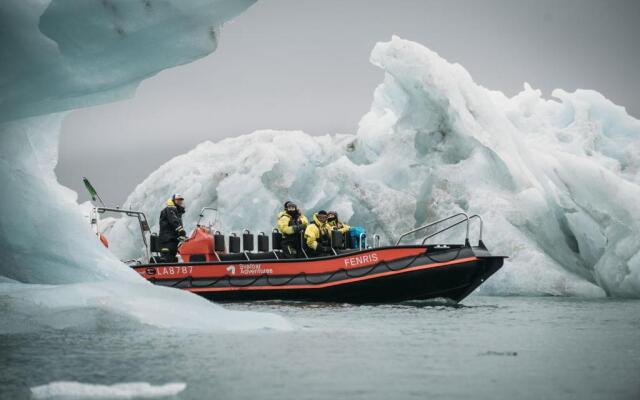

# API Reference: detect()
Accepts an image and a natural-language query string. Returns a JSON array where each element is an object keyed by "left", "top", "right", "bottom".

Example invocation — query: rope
[{"left": 176, "top": 246, "right": 469, "bottom": 289}]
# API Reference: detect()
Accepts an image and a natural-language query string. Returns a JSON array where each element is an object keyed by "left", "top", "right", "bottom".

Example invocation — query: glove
[
  {"left": 177, "top": 236, "right": 188, "bottom": 242},
  {"left": 178, "top": 229, "right": 187, "bottom": 237},
  {"left": 293, "top": 223, "right": 303, "bottom": 233}
]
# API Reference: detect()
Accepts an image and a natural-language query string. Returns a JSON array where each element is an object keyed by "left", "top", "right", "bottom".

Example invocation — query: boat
[{"left": 92, "top": 206, "right": 505, "bottom": 304}]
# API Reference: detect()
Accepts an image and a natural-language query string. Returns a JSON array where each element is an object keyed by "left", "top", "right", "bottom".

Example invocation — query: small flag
[{"left": 83, "top": 177, "right": 105, "bottom": 206}]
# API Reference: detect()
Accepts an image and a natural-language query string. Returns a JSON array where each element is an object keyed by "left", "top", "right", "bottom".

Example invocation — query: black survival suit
[{"left": 158, "top": 199, "right": 186, "bottom": 262}]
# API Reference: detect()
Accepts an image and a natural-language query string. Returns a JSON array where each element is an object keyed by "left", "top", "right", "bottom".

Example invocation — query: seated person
[
  {"left": 277, "top": 201, "right": 309, "bottom": 258},
  {"left": 327, "top": 211, "right": 350, "bottom": 233},
  {"left": 327, "top": 211, "right": 350, "bottom": 249},
  {"left": 304, "top": 210, "right": 333, "bottom": 257}
]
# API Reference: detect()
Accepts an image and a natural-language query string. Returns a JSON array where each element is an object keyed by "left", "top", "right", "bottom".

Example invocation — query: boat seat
[
  {"left": 218, "top": 251, "right": 284, "bottom": 262},
  {"left": 247, "top": 252, "right": 279, "bottom": 261},
  {"left": 336, "top": 248, "right": 359, "bottom": 255}
]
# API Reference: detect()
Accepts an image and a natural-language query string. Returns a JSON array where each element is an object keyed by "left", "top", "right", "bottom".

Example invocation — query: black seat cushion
[
  {"left": 219, "top": 253, "right": 249, "bottom": 262},
  {"left": 247, "top": 252, "right": 279, "bottom": 260}
]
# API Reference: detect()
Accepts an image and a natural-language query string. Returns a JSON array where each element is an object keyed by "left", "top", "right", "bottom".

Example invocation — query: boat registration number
[{"left": 154, "top": 266, "right": 194, "bottom": 276}]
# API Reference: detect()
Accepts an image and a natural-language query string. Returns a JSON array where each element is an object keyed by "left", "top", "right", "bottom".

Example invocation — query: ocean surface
[{"left": 1, "top": 296, "right": 639, "bottom": 400}]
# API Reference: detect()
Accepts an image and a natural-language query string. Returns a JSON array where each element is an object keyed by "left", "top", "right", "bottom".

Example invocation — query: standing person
[
  {"left": 159, "top": 194, "right": 187, "bottom": 262},
  {"left": 277, "top": 201, "right": 309, "bottom": 258},
  {"left": 304, "top": 210, "right": 333, "bottom": 257}
]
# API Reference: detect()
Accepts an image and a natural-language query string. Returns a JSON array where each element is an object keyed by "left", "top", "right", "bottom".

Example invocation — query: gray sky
[{"left": 57, "top": 0, "right": 640, "bottom": 206}]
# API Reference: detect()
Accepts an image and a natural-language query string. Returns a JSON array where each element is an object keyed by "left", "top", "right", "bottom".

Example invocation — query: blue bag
[{"left": 349, "top": 227, "right": 367, "bottom": 249}]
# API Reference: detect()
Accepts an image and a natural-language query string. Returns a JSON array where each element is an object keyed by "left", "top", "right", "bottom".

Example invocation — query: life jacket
[
  {"left": 277, "top": 211, "right": 308, "bottom": 237},
  {"left": 315, "top": 222, "right": 331, "bottom": 247},
  {"left": 327, "top": 218, "right": 350, "bottom": 234},
  {"left": 304, "top": 213, "right": 331, "bottom": 250}
]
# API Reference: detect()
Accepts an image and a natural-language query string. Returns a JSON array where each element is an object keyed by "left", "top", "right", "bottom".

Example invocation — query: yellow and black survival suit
[
  {"left": 304, "top": 210, "right": 333, "bottom": 257},
  {"left": 277, "top": 201, "right": 309, "bottom": 258}
]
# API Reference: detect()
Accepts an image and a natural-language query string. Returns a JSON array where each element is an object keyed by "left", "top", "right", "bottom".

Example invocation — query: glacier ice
[
  {"left": 0, "top": 0, "right": 255, "bottom": 122},
  {"left": 0, "top": 0, "right": 292, "bottom": 332},
  {"left": 108, "top": 36, "right": 640, "bottom": 298},
  {"left": 0, "top": 280, "right": 289, "bottom": 334},
  {"left": 0, "top": 0, "right": 254, "bottom": 282}
]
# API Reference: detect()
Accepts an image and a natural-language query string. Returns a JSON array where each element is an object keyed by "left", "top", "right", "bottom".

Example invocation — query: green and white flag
[{"left": 83, "top": 177, "right": 105, "bottom": 206}]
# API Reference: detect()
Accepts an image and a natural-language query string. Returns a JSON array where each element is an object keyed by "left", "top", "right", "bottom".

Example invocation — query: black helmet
[
  {"left": 316, "top": 210, "right": 328, "bottom": 222},
  {"left": 284, "top": 201, "right": 299, "bottom": 217}
]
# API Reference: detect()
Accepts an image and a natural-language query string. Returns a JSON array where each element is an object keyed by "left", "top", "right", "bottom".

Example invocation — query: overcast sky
[{"left": 56, "top": 0, "right": 640, "bottom": 206}]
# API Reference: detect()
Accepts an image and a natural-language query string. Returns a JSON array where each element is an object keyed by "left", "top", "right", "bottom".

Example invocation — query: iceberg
[
  {"left": 0, "top": 0, "right": 291, "bottom": 331},
  {"left": 0, "top": 280, "right": 287, "bottom": 334},
  {"left": 108, "top": 36, "right": 640, "bottom": 298},
  {"left": 31, "top": 381, "right": 186, "bottom": 399}
]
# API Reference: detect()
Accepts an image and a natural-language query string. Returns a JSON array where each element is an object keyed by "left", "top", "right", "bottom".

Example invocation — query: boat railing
[
  {"left": 472, "top": 214, "right": 483, "bottom": 243},
  {"left": 196, "top": 207, "right": 221, "bottom": 231},
  {"left": 373, "top": 234, "right": 381, "bottom": 248},
  {"left": 419, "top": 214, "right": 484, "bottom": 246},
  {"left": 95, "top": 206, "right": 152, "bottom": 261},
  {"left": 299, "top": 231, "right": 311, "bottom": 258},
  {"left": 395, "top": 213, "right": 484, "bottom": 247}
]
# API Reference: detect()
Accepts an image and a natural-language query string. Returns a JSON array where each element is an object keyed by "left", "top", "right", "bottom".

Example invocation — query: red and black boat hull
[{"left": 132, "top": 245, "right": 505, "bottom": 304}]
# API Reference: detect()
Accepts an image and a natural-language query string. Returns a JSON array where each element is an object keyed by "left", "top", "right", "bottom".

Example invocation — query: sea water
[{"left": 1, "top": 296, "right": 638, "bottom": 400}]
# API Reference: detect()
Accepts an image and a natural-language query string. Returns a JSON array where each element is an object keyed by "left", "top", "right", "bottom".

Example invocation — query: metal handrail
[
  {"left": 419, "top": 214, "right": 483, "bottom": 246},
  {"left": 395, "top": 212, "right": 470, "bottom": 246},
  {"left": 96, "top": 207, "right": 151, "bottom": 261},
  {"left": 196, "top": 207, "right": 219, "bottom": 228},
  {"left": 299, "top": 231, "right": 309, "bottom": 258},
  {"left": 470, "top": 214, "right": 483, "bottom": 243},
  {"left": 373, "top": 234, "right": 381, "bottom": 248}
]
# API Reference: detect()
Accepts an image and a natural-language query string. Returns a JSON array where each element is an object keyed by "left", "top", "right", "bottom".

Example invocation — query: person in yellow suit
[
  {"left": 327, "top": 210, "right": 350, "bottom": 249},
  {"left": 304, "top": 210, "right": 333, "bottom": 257},
  {"left": 327, "top": 211, "right": 350, "bottom": 233},
  {"left": 276, "top": 201, "right": 309, "bottom": 258}
]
